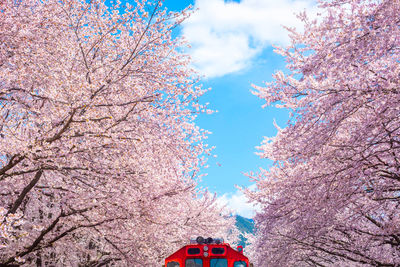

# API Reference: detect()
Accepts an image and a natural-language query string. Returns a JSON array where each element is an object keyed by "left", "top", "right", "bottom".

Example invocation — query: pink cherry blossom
[
  {"left": 0, "top": 0, "right": 234, "bottom": 265},
  {"left": 248, "top": 0, "right": 400, "bottom": 266}
]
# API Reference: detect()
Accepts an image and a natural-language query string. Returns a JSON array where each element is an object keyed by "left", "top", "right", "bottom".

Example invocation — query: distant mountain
[
  {"left": 235, "top": 215, "right": 254, "bottom": 233},
  {"left": 235, "top": 215, "right": 254, "bottom": 248}
]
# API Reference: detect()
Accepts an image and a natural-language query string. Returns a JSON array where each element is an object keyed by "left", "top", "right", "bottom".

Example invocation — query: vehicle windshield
[
  {"left": 210, "top": 258, "right": 228, "bottom": 267},
  {"left": 167, "top": 262, "right": 179, "bottom": 267},
  {"left": 185, "top": 259, "right": 202, "bottom": 267},
  {"left": 234, "top": 261, "right": 247, "bottom": 267}
]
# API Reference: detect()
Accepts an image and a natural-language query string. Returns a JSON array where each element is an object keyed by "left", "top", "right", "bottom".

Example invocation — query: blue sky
[{"left": 162, "top": 0, "right": 317, "bottom": 217}]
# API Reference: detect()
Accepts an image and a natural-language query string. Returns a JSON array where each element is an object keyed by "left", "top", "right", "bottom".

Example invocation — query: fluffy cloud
[
  {"left": 217, "top": 185, "right": 259, "bottom": 218},
  {"left": 181, "top": 0, "right": 317, "bottom": 78}
]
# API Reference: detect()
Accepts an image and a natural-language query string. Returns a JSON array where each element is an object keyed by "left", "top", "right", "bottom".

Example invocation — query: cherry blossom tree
[
  {"left": 0, "top": 0, "right": 234, "bottom": 265},
  {"left": 248, "top": 0, "right": 400, "bottom": 266}
]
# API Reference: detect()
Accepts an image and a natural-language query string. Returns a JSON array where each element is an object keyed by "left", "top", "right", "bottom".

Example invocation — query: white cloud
[
  {"left": 182, "top": 0, "right": 317, "bottom": 78},
  {"left": 217, "top": 185, "right": 259, "bottom": 218}
]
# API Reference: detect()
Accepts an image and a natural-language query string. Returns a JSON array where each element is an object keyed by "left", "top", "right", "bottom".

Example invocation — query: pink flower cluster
[
  {"left": 248, "top": 0, "right": 400, "bottom": 265},
  {"left": 0, "top": 0, "right": 234, "bottom": 265}
]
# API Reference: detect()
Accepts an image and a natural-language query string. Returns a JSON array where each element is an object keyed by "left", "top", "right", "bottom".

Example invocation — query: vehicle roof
[{"left": 165, "top": 243, "right": 249, "bottom": 261}]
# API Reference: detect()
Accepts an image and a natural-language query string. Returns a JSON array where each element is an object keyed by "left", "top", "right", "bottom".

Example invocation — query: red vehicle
[{"left": 164, "top": 236, "right": 253, "bottom": 267}]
